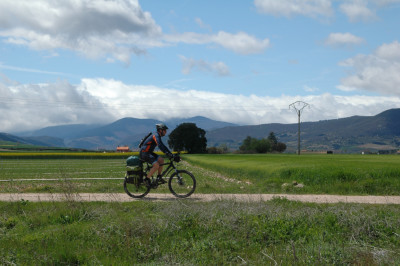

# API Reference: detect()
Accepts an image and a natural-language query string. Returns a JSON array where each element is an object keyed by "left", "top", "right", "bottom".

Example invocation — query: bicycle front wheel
[
  {"left": 124, "top": 176, "right": 150, "bottom": 198},
  {"left": 168, "top": 170, "right": 196, "bottom": 198}
]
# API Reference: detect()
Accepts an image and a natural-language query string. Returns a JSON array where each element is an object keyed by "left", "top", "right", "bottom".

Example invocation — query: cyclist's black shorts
[{"left": 140, "top": 151, "right": 159, "bottom": 165}]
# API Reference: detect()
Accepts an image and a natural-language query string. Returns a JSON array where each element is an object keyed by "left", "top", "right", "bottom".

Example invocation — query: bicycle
[{"left": 123, "top": 155, "right": 196, "bottom": 198}]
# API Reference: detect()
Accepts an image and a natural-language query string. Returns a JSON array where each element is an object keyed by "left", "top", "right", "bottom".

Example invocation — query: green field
[
  {"left": 2, "top": 153, "right": 400, "bottom": 264},
  {"left": 185, "top": 154, "right": 400, "bottom": 195},
  {"left": 1, "top": 153, "right": 400, "bottom": 195}
]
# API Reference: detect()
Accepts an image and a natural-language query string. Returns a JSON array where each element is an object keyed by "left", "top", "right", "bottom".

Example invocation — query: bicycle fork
[{"left": 174, "top": 169, "right": 184, "bottom": 186}]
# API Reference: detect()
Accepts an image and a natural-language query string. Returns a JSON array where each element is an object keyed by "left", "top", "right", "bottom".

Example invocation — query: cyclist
[{"left": 140, "top": 123, "right": 173, "bottom": 187}]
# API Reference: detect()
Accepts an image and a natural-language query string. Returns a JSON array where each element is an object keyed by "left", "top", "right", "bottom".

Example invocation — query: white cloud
[
  {"left": 0, "top": 0, "right": 161, "bottom": 64},
  {"left": 0, "top": 79, "right": 116, "bottom": 132},
  {"left": 338, "top": 41, "right": 400, "bottom": 95},
  {"left": 374, "top": 0, "right": 400, "bottom": 5},
  {"left": 195, "top": 18, "right": 212, "bottom": 32},
  {"left": 324, "top": 32, "right": 365, "bottom": 47},
  {"left": 164, "top": 31, "right": 270, "bottom": 55},
  {"left": 376, "top": 41, "right": 400, "bottom": 59},
  {"left": 212, "top": 31, "right": 270, "bottom": 55},
  {"left": 76, "top": 79, "right": 400, "bottom": 126},
  {"left": 179, "top": 56, "right": 230, "bottom": 76},
  {"left": 339, "top": 0, "right": 377, "bottom": 22},
  {"left": 254, "top": 0, "right": 333, "bottom": 18},
  {"left": 0, "top": 0, "right": 271, "bottom": 64},
  {"left": 303, "top": 85, "right": 319, "bottom": 92},
  {"left": 1, "top": 77, "right": 400, "bottom": 132},
  {"left": 254, "top": 0, "right": 399, "bottom": 22}
]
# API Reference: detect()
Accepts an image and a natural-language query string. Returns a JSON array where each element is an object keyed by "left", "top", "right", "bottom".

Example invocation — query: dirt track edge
[{"left": 1, "top": 193, "right": 400, "bottom": 204}]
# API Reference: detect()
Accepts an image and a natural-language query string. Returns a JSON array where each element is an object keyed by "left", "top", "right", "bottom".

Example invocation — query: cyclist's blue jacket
[{"left": 140, "top": 131, "right": 172, "bottom": 156}]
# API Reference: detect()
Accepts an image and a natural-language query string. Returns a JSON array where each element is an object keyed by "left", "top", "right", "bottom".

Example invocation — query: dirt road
[{"left": 1, "top": 193, "right": 400, "bottom": 204}]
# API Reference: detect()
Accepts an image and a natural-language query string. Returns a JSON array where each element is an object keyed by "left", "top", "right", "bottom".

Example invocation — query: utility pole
[{"left": 289, "top": 101, "right": 310, "bottom": 155}]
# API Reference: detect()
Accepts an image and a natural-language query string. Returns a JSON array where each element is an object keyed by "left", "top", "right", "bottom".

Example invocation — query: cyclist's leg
[
  {"left": 147, "top": 162, "right": 159, "bottom": 178},
  {"left": 145, "top": 153, "right": 160, "bottom": 178},
  {"left": 156, "top": 156, "right": 164, "bottom": 176},
  {"left": 154, "top": 156, "right": 167, "bottom": 184},
  {"left": 140, "top": 152, "right": 157, "bottom": 187}
]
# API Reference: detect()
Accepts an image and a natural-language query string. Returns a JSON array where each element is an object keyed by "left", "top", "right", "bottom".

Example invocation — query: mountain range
[
  {"left": 2, "top": 109, "right": 400, "bottom": 153},
  {"left": 8, "top": 116, "right": 237, "bottom": 150},
  {"left": 207, "top": 108, "right": 400, "bottom": 152}
]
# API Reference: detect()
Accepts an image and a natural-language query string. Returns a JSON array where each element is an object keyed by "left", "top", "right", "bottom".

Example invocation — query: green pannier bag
[
  {"left": 126, "top": 156, "right": 140, "bottom": 167},
  {"left": 126, "top": 171, "right": 142, "bottom": 184},
  {"left": 126, "top": 156, "right": 142, "bottom": 184}
]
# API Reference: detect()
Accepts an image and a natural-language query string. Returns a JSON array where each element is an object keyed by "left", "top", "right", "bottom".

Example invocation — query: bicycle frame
[
  {"left": 124, "top": 156, "right": 196, "bottom": 198},
  {"left": 142, "top": 159, "right": 178, "bottom": 180}
]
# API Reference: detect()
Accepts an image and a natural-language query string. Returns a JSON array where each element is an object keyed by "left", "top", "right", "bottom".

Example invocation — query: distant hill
[
  {"left": 21, "top": 124, "right": 103, "bottom": 139},
  {"left": 206, "top": 108, "right": 400, "bottom": 152},
  {"left": 0, "top": 132, "right": 64, "bottom": 148},
  {"left": 11, "top": 116, "right": 237, "bottom": 150},
  {"left": 167, "top": 116, "right": 237, "bottom": 131},
  {"left": 0, "top": 132, "right": 30, "bottom": 144},
  {"left": 6, "top": 109, "right": 400, "bottom": 152},
  {"left": 65, "top": 118, "right": 163, "bottom": 150}
]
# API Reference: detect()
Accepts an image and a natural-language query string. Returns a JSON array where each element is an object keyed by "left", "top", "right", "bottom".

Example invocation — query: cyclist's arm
[{"left": 155, "top": 134, "right": 173, "bottom": 157}]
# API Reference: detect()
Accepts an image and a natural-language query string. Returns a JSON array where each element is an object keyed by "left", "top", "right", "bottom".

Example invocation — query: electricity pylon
[{"left": 289, "top": 101, "right": 310, "bottom": 155}]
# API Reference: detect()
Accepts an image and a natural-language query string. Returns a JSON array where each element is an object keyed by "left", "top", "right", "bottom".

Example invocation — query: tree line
[
  {"left": 239, "top": 132, "right": 286, "bottom": 153},
  {"left": 167, "top": 123, "right": 286, "bottom": 154}
]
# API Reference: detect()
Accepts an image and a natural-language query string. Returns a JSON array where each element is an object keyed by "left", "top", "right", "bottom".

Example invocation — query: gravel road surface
[{"left": 1, "top": 193, "right": 400, "bottom": 204}]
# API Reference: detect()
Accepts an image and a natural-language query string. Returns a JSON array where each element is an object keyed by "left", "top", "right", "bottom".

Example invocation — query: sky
[{"left": 1, "top": 0, "right": 400, "bottom": 133}]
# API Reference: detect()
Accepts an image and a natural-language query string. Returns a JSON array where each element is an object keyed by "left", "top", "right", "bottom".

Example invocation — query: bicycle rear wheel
[
  {"left": 168, "top": 170, "right": 196, "bottom": 198},
  {"left": 124, "top": 175, "right": 150, "bottom": 198}
]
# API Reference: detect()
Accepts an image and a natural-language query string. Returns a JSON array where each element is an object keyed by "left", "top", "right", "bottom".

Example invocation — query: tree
[
  {"left": 255, "top": 138, "right": 271, "bottom": 153},
  {"left": 239, "top": 133, "right": 286, "bottom": 153},
  {"left": 268, "top": 132, "right": 287, "bottom": 153},
  {"left": 219, "top": 143, "right": 229, "bottom": 153},
  {"left": 240, "top": 136, "right": 259, "bottom": 153},
  {"left": 239, "top": 136, "right": 271, "bottom": 153},
  {"left": 275, "top": 142, "right": 287, "bottom": 153},
  {"left": 267, "top": 132, "right": 278, "bottom": 145},
  {"left": 168, "top": 123, "right": 207, "bottom": 153}
]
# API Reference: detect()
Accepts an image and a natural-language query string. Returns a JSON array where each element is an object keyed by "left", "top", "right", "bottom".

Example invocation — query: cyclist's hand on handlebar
[{"left": 168, "top": 153, "right": 181, "bottom": 162}]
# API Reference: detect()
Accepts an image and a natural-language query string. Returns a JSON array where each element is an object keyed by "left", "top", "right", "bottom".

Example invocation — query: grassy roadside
[
  {"left": 1, "top": 199, "right": 399, "bottom": 265},
  {"left": 1, "top": 153, "right": 400, "bottom": 195}
]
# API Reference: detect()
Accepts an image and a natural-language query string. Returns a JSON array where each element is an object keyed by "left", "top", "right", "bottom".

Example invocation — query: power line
[{"left": 289, "top": 101, "right": 310, "bottom": 155}]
